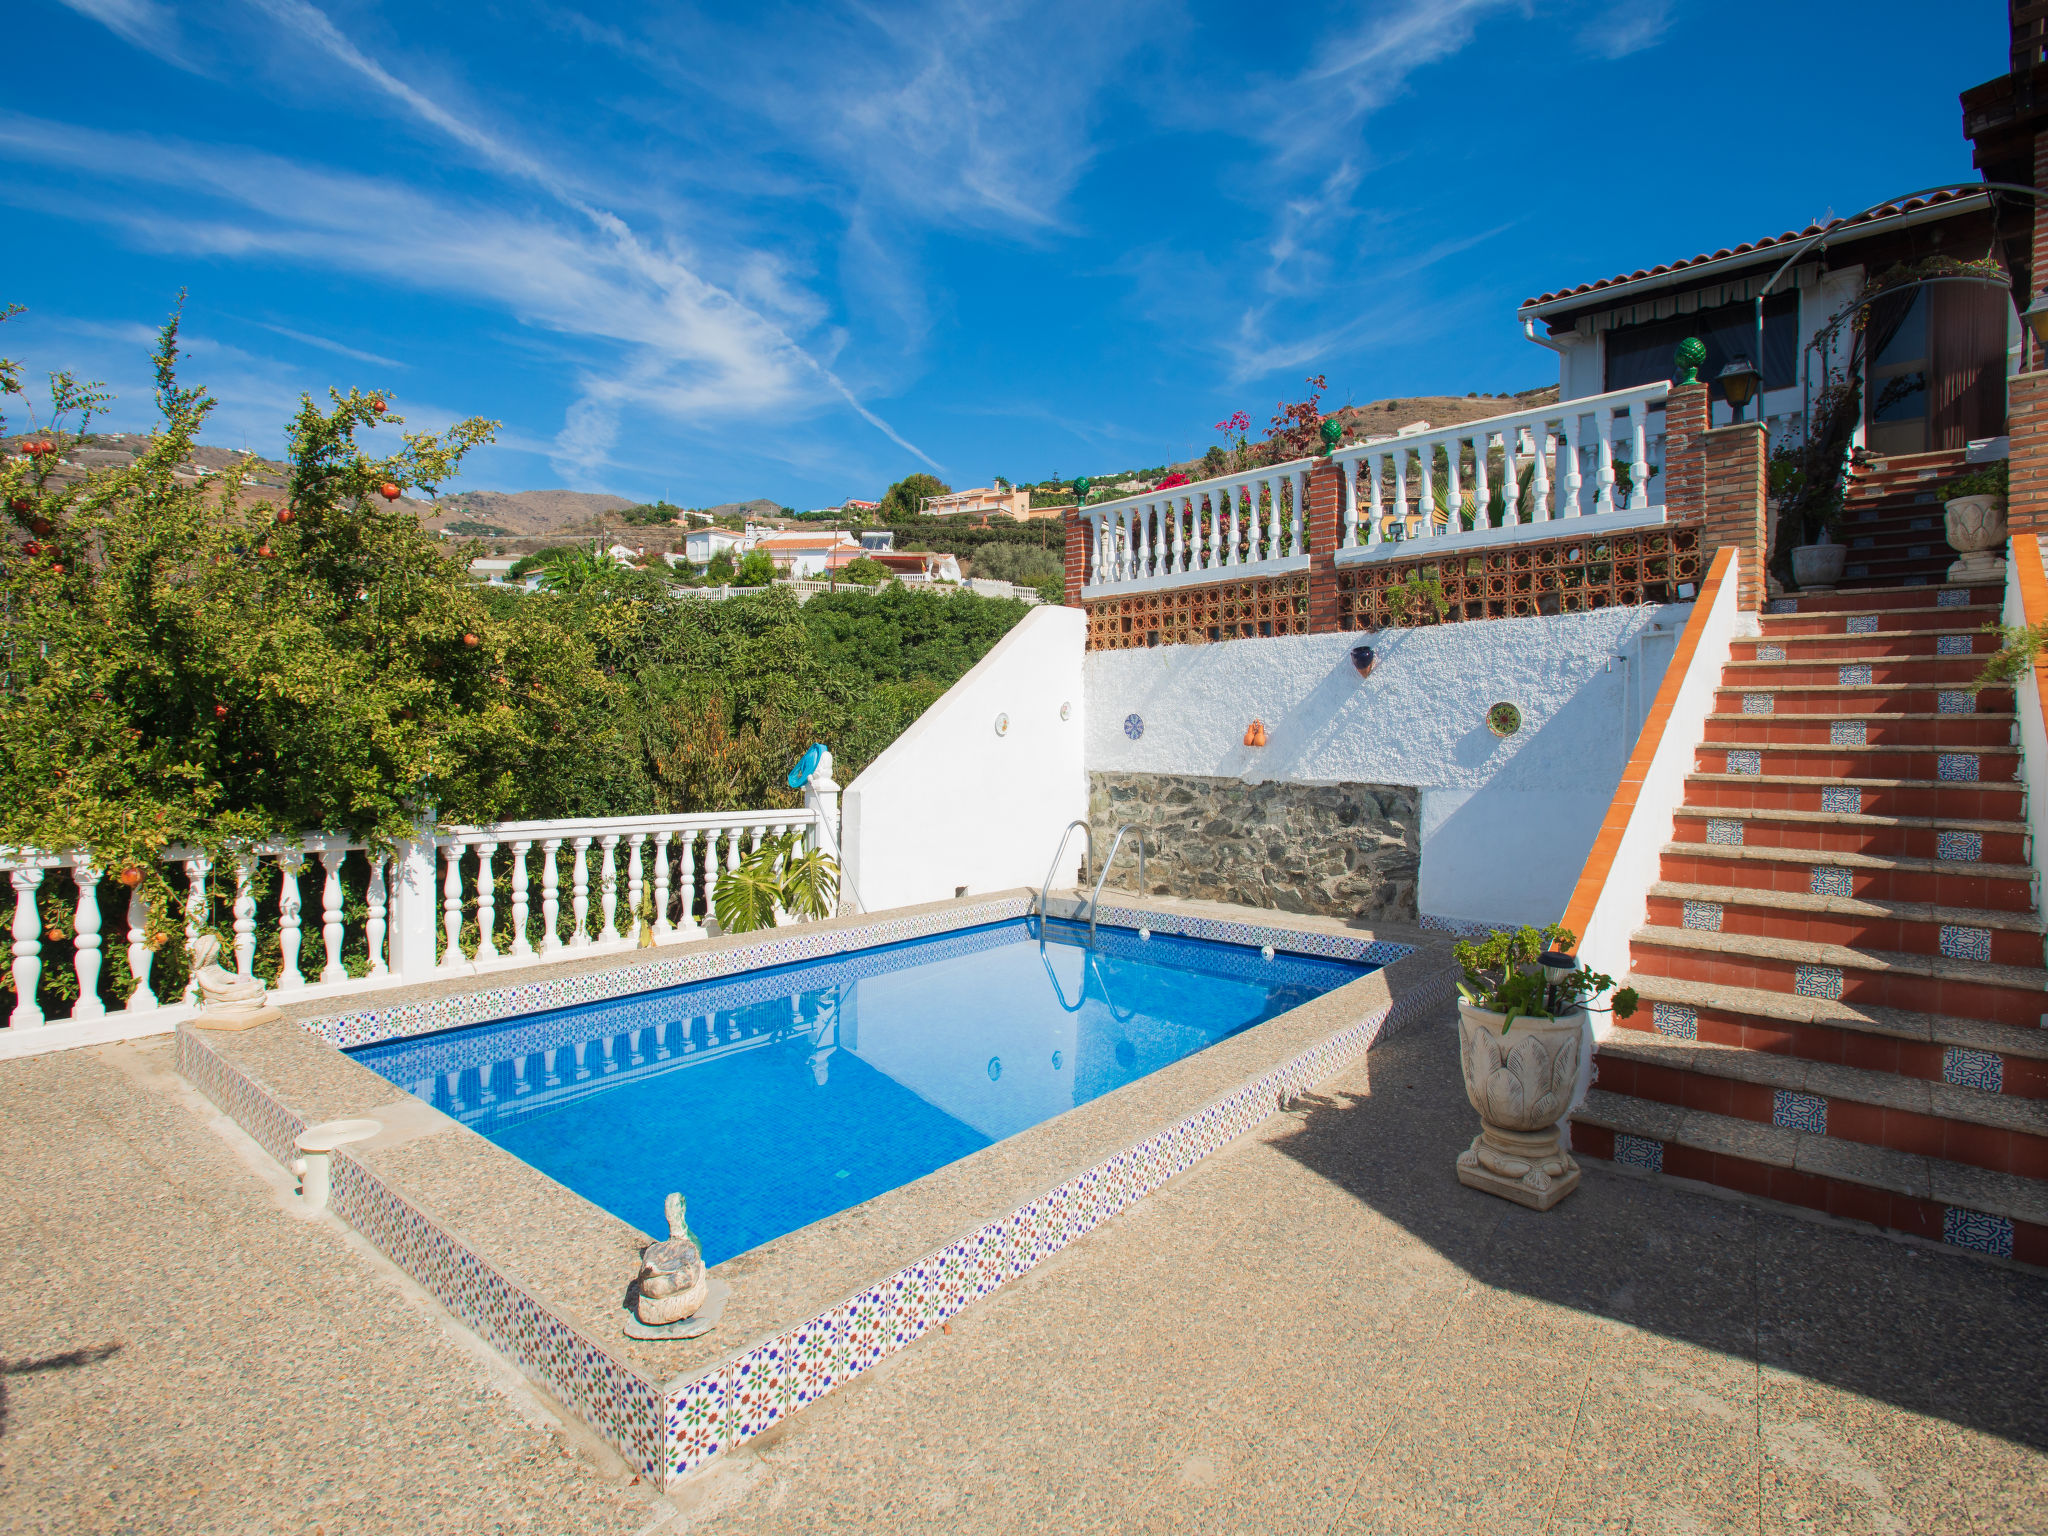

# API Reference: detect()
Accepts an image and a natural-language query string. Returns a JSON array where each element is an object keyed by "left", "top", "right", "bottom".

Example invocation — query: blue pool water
[{"left": 349, "top": 919, "right": 1376, "bottom": 1263}]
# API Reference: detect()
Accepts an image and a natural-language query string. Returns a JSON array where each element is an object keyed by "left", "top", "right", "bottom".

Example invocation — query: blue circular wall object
[
  {"left": 1123, "top": 713, "right": 1144, "bottom": 740},
  {"left": 987, "top": 1056, "right": 1002, "bottom": 1082}
]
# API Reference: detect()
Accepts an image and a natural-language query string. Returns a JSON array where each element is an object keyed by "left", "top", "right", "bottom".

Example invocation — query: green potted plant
[
  {"left": 1938, "top": 459, "right": 2008, "bottom": 584},
  {"left": 1450, "top": 924, "right": 1637, "bottom": 1211}
]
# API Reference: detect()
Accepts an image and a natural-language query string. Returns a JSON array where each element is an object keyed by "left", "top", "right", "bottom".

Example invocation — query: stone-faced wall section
[{"left": 1087, "top": 772, "right": 1418, "bottom": 920}]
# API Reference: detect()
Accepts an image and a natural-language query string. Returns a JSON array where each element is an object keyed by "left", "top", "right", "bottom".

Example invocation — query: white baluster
[
  {"left": 1628, "top": 401, "right": 1651, "bottom": 509},
  {"left": 1254, "top": 479, "right": 1272, "bottom": 561},
  {"left": 1339, "top": 458, "right": 1358, "bottom": 548},
  {"left": 9, "top": 867, "right": 44, "bottom": 1027},
  {"left": 318, "top": 844, "right": 348, "bottom": 983},
  {"left": 654, "top": 831, "right": 677, "bottom": 939},
  {"left": 181, "top": 856, "right": 209, "bottom": 1005},
  {"left": 1163, "top": 500, "right": 1178, "bottom": 575},
  {"left": 627, "top": 834, "right": 646, "bottom": 942},
  {"left": 1472, "top": 432, "right": 1493, "bottom": 528},
  {"left": 1559, "top": 416, "right": 1581, "bottom": 518},
  {"left": 365, "top": 857, "right": 389, "bottom": 974},
  {"left": 440, "top": 842, "right": 466, "bottom": 971},
  {"left": 1092, "top": 511, "right": 1108, "bottom": 584},
  {"left": 725, "top": 825, "right": 744, "bottom": 878},
  {"left": 232, "top": 856, "right": 257, "bottom": 979},
  {"left": 275, "top": 852, "right": 305, "bottom": 994},
  {"left": 598, "top": 833, "right": 621, "bottom": 944},
  {"left": 1393, "top": 452, "right": 1410, "bottom": 541},
  {"left": 1365, "top": 455, "right": 1384, "bottom": 547},
  {"left": 1530, "top": 426, "right": 1552, "bottom": 521},
  {"left": 68, "top": 865, "right": 105, "bottom": 1020},
  {"left": 539, "top": 838, "right": 564, "bottom": 954},
  {"left": 125, "top": 883, "right": 155, "bottom": 1013},
  {"left": 679, "top": 831, "right": 705, "bottom": 937},
  {"left": 1594, "top": 411, "right": 1616, "bottom": 516},
  {"left": 1444, "top": 440, "right": 1463, "bottom": 533},
  {"left": 569, "top": 836, "right": 592, "bottom": 948},
  {"left": 509, "top": 841, "right": 533, "bottom": 957},
  {"left": 474, "top": 842, "right": 499, "bottom": 962}
]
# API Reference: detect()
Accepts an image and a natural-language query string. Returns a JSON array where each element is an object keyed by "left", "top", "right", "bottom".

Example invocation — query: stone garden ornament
[
  {"left": 1451, "top": 926, "right": 1637, "bottom": 1211},
  {"left": 1939, "top": 460, "right": 2008, "bottom": 585},
  {"left": 623, "top": 1191, "right": 730, "bottom": 1340},
  {"left": 189, "top": 933, "right": 283, "bottom": 1029}
]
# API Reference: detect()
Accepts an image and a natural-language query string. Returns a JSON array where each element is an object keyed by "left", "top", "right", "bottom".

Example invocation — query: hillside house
[
  {"left": 756, "top": 529, "right": 860, "bottom": 577},
  {"left": 682, "top": 526, "right": 747, "bottom": 563},
  {"left": 1518, "top": 189, "right": 2015, "bottom": 455},
  {"left": 922, "top": 485, "right": 1034, "bottom": 521}
]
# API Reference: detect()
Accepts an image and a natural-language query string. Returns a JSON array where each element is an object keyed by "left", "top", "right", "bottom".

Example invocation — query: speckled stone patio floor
[{"left": 5, "top": 996, "right": 2047, "bottom": 1535}]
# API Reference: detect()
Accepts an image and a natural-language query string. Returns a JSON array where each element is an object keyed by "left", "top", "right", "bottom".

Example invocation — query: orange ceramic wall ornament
[{"left": 1243, "top": 719, "right": 1267, "bottom": 748}]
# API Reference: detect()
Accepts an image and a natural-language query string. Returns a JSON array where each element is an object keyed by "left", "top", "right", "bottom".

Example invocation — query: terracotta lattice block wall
[
  {"left": 1329, "top": 525, "right": 1704, "bottom": 628},
  {"left": 1085, "top": 571, "right": 1311, "bottom": 650}
]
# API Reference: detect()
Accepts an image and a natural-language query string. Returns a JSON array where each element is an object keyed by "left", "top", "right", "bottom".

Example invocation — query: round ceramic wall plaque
[
  {"left": 1487, "top": 701, "right": 1523, "bottom": 737},
  {"left": 1124, "top": 713, "right": 1144, "bottom": 740}
]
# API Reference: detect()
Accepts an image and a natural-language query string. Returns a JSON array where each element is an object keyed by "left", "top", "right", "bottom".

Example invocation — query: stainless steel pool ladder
[
  {"left": 1036, "top": 819, "right": 1093, "bottom": 943},
  {"left": 1086, "top": 823, "right": 1145, "bottom": 947}
]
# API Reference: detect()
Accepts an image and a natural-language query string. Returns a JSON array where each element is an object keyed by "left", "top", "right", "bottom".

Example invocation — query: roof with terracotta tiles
[{"left": 1517, "top": 189, "right": 1985, "bottom": 311}]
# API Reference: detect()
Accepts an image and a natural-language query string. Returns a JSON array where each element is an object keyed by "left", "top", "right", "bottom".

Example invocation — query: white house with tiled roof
[
  {"left": 755, "top": 529, "right": 860, "bottom": 577},
  {"left": 1518, "top": 189, "right": 2016, "bottom": 455}
]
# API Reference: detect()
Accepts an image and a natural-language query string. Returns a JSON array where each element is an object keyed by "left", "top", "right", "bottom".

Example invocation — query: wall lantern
[
  {"left": 1350, "top": 643, "right": 1377, "bottom": 680},
  {"left": 1718, "top": 357, "right": 1761, "bottom": 421},
  {"left": 2025, "top": 290, "right": 2048, "bottom": 352}
]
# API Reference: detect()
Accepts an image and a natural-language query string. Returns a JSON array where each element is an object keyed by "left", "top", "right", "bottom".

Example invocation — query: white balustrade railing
[
  {"left": 1, "top": 800, "right": 835, "bottom": 1032},
  {"left": 1330, "top": 381, "right": 1671, "bottom": 560},
  {"left": 1080, "top": 456, "right": 1319, "bottom": 595}
]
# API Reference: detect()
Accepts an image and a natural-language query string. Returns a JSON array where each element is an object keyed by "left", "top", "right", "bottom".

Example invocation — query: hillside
[{"left": 426, "top": 488, "right": 633, "bottom": 537}]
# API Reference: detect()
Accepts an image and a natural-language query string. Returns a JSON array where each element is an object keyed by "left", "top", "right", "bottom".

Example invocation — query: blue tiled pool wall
[
  {"left": 184, "top": 899, "right": 1441, "bottom": 1488},
  {"left": 311, "top": 893, "right": 1416, "bottom": 1055}
]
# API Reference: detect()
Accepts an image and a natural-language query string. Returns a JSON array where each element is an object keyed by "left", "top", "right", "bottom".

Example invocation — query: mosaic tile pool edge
[{"left": 182, "top": 900, "right": 1440, "bottom": 1490}]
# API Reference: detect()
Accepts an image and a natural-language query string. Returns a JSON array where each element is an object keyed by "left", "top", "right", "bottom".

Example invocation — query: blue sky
[{"left": 1, "top": 0, "right": 2008, "bottom": 508}]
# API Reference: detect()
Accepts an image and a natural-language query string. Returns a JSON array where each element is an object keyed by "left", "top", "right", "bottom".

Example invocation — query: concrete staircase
[
  {"left": 1572, "top": 580, "right": 2048, "bottom": 1264},
  {"left": 1835, "top": 448, "right": 1971, "bottom": 589}
]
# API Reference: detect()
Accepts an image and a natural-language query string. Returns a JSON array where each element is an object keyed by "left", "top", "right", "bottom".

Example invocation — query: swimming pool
[{"left": 350, "top": 917, "right": 1378, "bottom": 1262}]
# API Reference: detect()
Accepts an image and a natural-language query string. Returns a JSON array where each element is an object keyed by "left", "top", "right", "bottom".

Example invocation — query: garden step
[
  {"left": 1629, "top": 924, "right": 2047, "bottom": 1030},
  {"left": 1720, "top": 655, "right": 1998, "bottom": 686},
  {"left": 1837, "top": 552, "right": 1961, "bottom": 585},
  {"left": 1621, "top": 971, "right": 2048, "bottom": 1090},
  {"left": 1733, "top": 633, "right": 2001, "bottom": 660},
  {"left": 1711, "top": 686, "right": 2013, "bottom": 715},
  {"left": 1592, "top": 1032, "right": 2048, "bottom": 1177},
  {"left": 1702, "top": 714, "right": 2013, "bottom": 749},
  {"left": 1571, "top": 1089, "right": 2048, "bottom": 1261},
  {"left": 1683, "top": 772, "right": 2023, "bottom": 821},
  {"left": 1694, "top": 741, "right": 2020, "bottom": 782},
  {"left": 1660, "top": 840, "right": 2035, "bottom": 911},
  {"left": 1645, "top": 880, "right": 2042, "bottom": 964},
  {"left": 1756, "top": 607, "right": 1999, "bottom": 637},
  {"left": 1759, "top": 584, "right": 2000, "bottom": 616},
  {"left": 1669, "top": 803, "right": 2027, "bottom": 864}
]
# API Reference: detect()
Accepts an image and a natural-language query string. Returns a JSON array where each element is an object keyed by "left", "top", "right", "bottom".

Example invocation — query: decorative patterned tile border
[
  {"left": 1741, "top": 693, "right": 1773, "bottom": 715},
  {"left": 1830, "top": 720, "right": 1867, "bottom": 747},
  {"left": 1757, "top": 644, "right": 1786, "bottom": 661},
  {"left": 1820, "top": 787, "right": 1863, "bottom": 814},
  {"left": 1945, "top": 1207, "right": 2016, "bottom": 1258},
  {"left": 1937, "top": 633, "right": 1972, "bottom": 656},
  {"left": 1845, "top": 615, "right": 1879, "bottom": 635},
  {"left": 1943, "top": 1046, "right": 2004, "bottom": 1093},
  {"left": 1681, "top": 901, "right": 1723, "bottom": 933},
  {"left": 1937, "top": 753, "right": 1981, "bottom": 784},
  {"left": 1939, "top": 925, "right": 1992, "bottom": 963},
  {"left": 1837, "top": 664, "right": 1873, "bottom": 687},
  {"left": 1726, "top": 750, "right": 1762, "bottom": 776},
  {"left": 1809, "top": 866, "right": 1853, "bottom": 898},
  {"left": 1772, "top": 1088, "right": 1828, "bottom": 1135},
  {"left": 1937, "top": 589, "right": 1971, "bottom": 608},
  {"left": 1704, "top": 819, "right": 1744, "bottom": 846},
  {"left": 1937, "top": 691, "right": 1975, "bottom": 715},
  {"left": 1936, "top": 830, "right": 1985, "bottom": 862},
  {"left": 1612, "top": 1133, "right": 1663, "bottom": 1172},
  {"left": 181, "top": 899, "right": 1448, "bottom": 1488},
  {"left": 1651, "top": 1003, "right": 1697, "bottom": 1040}
]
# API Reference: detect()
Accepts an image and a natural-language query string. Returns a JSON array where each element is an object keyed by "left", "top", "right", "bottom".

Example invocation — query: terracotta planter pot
[
  {"left": 1944, "top": 494, "right": 2008, "bottom": 583},
  {"left": 1790, "top": 542, "right": 1846, "bottom": 592},
  {"left": 1455, "top": 1002, "right": 1586, "bottom": 1210}
]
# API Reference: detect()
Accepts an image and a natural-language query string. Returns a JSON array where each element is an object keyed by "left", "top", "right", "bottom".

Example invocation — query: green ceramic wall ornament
[
  {"left": 1320, "top": 418, "right": 1344, "bottom": 455},
  {"left": 1074, "top": 476, "right": 1092, "bottom": 504},
  {"left": 1673, "top": 336, "right": 1706, "bottom": 386}
]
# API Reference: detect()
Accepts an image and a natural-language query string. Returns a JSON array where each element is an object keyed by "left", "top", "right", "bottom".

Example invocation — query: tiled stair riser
[
  {"left": 1700, "top": 717, "right": 2014, "bottom": 748},
  {"left": 1590, "top": 1055, "right": 2048, "bottom": 1178},
  {"left": 1696, "top": 747, "right": 2016, "bottom": 780},
  {"left": 1764, "top": 587, "right": 2000, "bottom": 615},
  {"left": 1681, "top": 781, "right": 2025, "bottom": 820},
  {"left": 1711, "top": 689, "right": 2009, "bottom": 715},
  {"left": 1641, "top": 899, "right": 2042, "bottom": 966},
  {"left": 1572, "top": 1121, "right": 2048, "bottom": 1264},
  {"left": 1748, "top": 609, "right": 1999, "bottom": 637},
  {"left": 1669, "top": 818, "right": 2029, "bottom": 863},
  {"left": 1722, "top": 659, "right": 1997, "bottom": 687},
  {"left": 1626, "top": 944, "right": 2045, "bottom": 1029},
  {"left": 1657, "top": 851, "right": 2037, "bottom": 911}
]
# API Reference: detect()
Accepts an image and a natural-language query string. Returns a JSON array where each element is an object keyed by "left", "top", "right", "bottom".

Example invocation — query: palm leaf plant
[{"left": 711, "top": 831, "right": 840, "bottom": 934}]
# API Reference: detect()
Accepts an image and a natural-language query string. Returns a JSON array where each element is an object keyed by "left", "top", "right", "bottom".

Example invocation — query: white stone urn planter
[
  {"left": 1790, "top": 541, "right": 1846, "bottom": 592},
  {"left": 1944, "top": 494, "right": 2008, "bottom": 584},
  {"left": 1455, "top": 1002, "right": 1587, "bottom": 1210}
]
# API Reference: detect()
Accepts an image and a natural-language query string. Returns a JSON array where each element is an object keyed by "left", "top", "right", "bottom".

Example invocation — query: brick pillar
[
  {"left": 1661, "top": 381, "right": 1709, "bottom": 522},
  {"left": 1701, "top": 422, "right": 1768, "bottom": 611},
  {"left": 2011, "top": 372, "right": 2048, "bottom": 539},
  {"left": 1306, "top": 460, "right": 1344, "bottom": 632},
  {"left": 1061, "top": 506, "right": 1088, "bottom": 607}
]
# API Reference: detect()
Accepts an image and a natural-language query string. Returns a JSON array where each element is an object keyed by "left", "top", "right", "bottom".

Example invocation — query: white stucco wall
[
  {"left": 1084, "top": 607, "right": 1689, "bottom": 927},
  {"left": 843, "top": 605, "right": 1086, "bottom": 912}
]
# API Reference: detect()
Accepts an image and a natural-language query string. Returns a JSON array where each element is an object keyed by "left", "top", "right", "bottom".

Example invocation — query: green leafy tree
[
  {"left": 0, "top": 301, "right": 620, "bottom": 950},
  {"left": 879, "top": 473, "right": 951, "bottom": 520},
  {"left": 736, "top": 548, "right": 778, "bottom": 586},
  {"left": 838, "top": 556, "right": 893, "bottom": 585}
]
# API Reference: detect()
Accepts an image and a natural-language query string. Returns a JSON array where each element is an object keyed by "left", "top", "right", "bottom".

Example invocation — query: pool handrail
[
  {"left": 1087, "top": 824, "right": 1145, "bottom": 947},
  {"left": 1037, "top": 819, "right": 1094, "bottom": 942}
]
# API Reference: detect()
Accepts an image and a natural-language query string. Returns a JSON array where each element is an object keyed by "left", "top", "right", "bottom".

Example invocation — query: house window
[
  {"left": 1866, "top": 288, "right": 1929, "bottom": 455},
  {"left": 1602, "top": 293, "right": 1798, "bottom": 399}
]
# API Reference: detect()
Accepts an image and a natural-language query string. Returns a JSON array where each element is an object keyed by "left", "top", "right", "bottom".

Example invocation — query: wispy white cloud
[
  {"left": 53, "top": 0, "right": 191, "bottom": 67},
  {"left": 1579, "top": 0, "right": 1676, "bottom": 58},
  {"left": 246, "top": 320, "right": 408, "bottom": 370}
]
